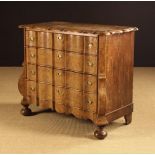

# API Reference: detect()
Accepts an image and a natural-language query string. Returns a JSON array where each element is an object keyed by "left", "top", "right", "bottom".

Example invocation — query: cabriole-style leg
[
  {"left": 124, "top": 113, "right": 132, "bottom": 125},
  {"left": 94, "top": 125, "right": 107, "bottom": 140},
  {"left": 20, "top": 98, "right": 32, "bottom": 116}
]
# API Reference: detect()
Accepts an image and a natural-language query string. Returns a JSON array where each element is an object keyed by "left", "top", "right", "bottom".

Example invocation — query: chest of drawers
[{"left": 18, "top": 21, "right": 138, "bottom": 139}]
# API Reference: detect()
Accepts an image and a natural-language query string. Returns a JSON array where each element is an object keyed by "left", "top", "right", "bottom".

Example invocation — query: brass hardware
[
  {"left": 87, "top": 100, "right": 93, "bottom": 104},
  {"left": 30, "top": 36, "right": 34, "bottom": 41},
  {"left": 88, "top": 62, "right": 94, "bottom": 67},
  {"left": 87, "top": 81, "right": 92, "bottom": 86},
  {"left": 57, "top": 35, "right": 62, "bottom": 40},
  {"left": 88, "top": 43, "right": 93, "bottom": 48},
  {"left": 57, "top": 89, "right": 64, "bottom": 95},
  {"left": 30, "top": 87, "right": 35, "bottom": 91},
  {"left": 30, "top": 70, "right": 35, "bottom": 75},
  {"left": 57, "top": 72, "right": 62, "bottom": 76},
  {"left": 57, "top": 53, "right": 62, "bottom": 58},
  {"left": 30, "top": 53, "right": 35, "bottom": 58}
]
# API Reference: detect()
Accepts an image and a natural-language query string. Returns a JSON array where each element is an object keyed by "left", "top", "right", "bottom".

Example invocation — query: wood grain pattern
[
  {"left": 18, "top": 21, "right": 137, "bottom": 139},
  {"left": 105, "top": 32, "right": 134, "bottom": 114},
  {"left": 38, "top": 48, "right": 53, "bottom": 66}
]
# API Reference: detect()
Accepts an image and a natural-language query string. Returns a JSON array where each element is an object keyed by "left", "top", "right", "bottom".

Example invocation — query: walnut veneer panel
[{"left": 18, "top": 21, "right": 138, "bottom": 139}]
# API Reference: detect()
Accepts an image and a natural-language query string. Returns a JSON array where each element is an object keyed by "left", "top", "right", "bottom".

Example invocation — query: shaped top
[{"left": 19, "top": 21, "right": 138, "bottom": 36}]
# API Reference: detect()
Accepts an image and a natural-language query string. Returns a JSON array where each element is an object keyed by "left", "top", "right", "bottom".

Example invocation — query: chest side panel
[{"left": 105, "top": 32, "right": 134, "bottom": 118}]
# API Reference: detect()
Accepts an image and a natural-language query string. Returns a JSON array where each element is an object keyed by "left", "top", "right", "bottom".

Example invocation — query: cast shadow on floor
[{"left": 0, "top": 103, "right": 126, "bottom": 140}]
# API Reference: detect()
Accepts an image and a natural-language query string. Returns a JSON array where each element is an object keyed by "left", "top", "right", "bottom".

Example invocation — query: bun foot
[
  {"left": 20, "top": 105, "right": 32, "bottom": 116},
  {"left": 20, "top": 98, "right": 32, "bottom": 116},
  {"left": 124, "top": 113, "right": 132, "bottom": 125},
  {"left": 94, "top": 126, "right": 107, "bottom": 140}
]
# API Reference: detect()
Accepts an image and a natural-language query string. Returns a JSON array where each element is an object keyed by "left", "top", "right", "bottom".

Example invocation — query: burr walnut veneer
[{"left": 18, "top": 21, "right": 138, "bottom": 139}]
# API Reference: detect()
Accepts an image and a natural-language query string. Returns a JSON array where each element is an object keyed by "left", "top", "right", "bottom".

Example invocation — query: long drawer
[
  {"left": 26, "top": 80, "right": 97, "bottom": 112},
  {"left": 26, "top": 47, "right": 97, "bottom": 75},
  {"left": 25, "top": 30, "right": 98, "bottom": 55},
  {"left": 26, "top": 64, "right": 97, "bottom": 93}
]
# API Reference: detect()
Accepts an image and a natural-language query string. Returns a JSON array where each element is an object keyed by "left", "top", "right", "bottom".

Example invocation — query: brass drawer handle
[
  {"left": 88, "top": 43, "right": 93, "bottom": 48},
  {"left": 57, "top": 72, "right": 62, "bottom": 76},
  {"left": 87, "top": 81, "right": 92, "bottom": 86},
  {"left": 30, "top": 36, "right": 34, "bottom": 41},
  {"left": 30, "top": 53, "right": 35, "bottom": 58},
  {"left": 87, "top": 100, "right": 93, "bottom": 104},
  {"left": 57, "top": 53, "right": 62, "bottom": 58},
  {"left": 88, "top": 62, "right": 94, "bottom": 67},
  {"left": 57, "top": 89, "right": 64, "bottom": 95},
  {"left": 30, "top": 87, "right": 35, "bottom": 91},
  {"left": 57, "top": 35, "right": 62, "bottom": 40},
  {"left": 30, "top": 70, "right": 35, "bottom": 75}
]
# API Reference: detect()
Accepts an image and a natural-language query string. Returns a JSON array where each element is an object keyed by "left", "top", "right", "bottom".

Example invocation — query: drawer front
[
  {"left": 53, "top": 33, "right": 65, "bottom": 50},
  {"left": 66, "top": 72, "right": 97, "bottom": 92},
  {"left": 66, "top": 89, "right": 83, "bottom": 109},
  {"left": 84, "top": 74, "right": 97, "bottom": 92},
  {"left": 26, "top": 47, "right": 36, "bottom": 64},
  {"left": 66, "top": 89, "right": 96, "bottom": 112},
  {"left": 38, "top": 48, "right": 53, "bottom": 66},
  {"left": 27, "top": 64, "right": 36, "bottom": 81},
  {"left": 26, "top": 30, "right": 36, "bottom": 47},
  {"left": 38, "top": 83, "right": 53, "bottom": 100},
  {"left": 38, "top": 66, "right": 52, "bottom": 83},
  {"left": 54, "top": 69, "right": 65, "bottom": 86},
  {"left": 38, "top": 66, "right": 65, "bottom": 86},
  {"left": 54, "top": 50, "right": 65, "bottom": 69},
  {"left": 27, "top": 80, "right": 37, "bottom": 104},
  {"left": 66, "top": 35, "right": 84, "bottom": 53},
  {"left": 85, "top": 36, "right": 98, "bottom": 54},
  {"left": 84, "top": 93, "right": 97, "bottom": 112},
  {"left": 38, "top": 32, "right": 53, "bottom": 48},
  {"left": 66, "top": 52, "right": 97, "bottom": 75},
  {"left": 55, "top": 87, "right": 66, "bottom": 105},
  {"left": 85, "top": 55, "right": 97, "bottom": 75},
  {"left": 26, "top": 81, "right": 97, "bottom": 112},
  {"left": 66, "top": 52, "right": 82, "bottom": 72},
  {"left": 37, "top": 66, "right": 96, "bottom": 92},
  {"left": 25, "top": 32, "right": 98, "bottom": 54}
]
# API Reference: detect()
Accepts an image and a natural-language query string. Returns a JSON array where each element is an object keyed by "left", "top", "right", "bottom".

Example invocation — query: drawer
[
  {"left": 38, "top": 99, "right": 53, "bottom": 108},
  {"left": 66, "top": 35, "right": 84, "bottom": 53},
  {"left": 84, "top": 93, "right": 97, "bottom": 112},
  {"left": 66, "top": 72, "right": 97, "bottom": 92},
  {"left": 27, "top": 80, "right": 37, "bottom": 104},
  {"left": 66, "top": 89, "right": 83, "bottom": 109},
  {"left": 27, "top": 64, "right": 36, "bottom": 81},
  {"left": 55, "top": 87, "right": 66, "bottom": 105},
  {"left": 38, "top": 66, "right": 65, "bottom": 86},
  {"left": 26, "top": 80, "right": 97, "bottom": 112},
  {"left": 85, "top": 36, "right": 98, "bottom": 54},
  {"left": 84, "top": 74, "right": 97, "bottom": 92},
  {"left": 38, "top": 66, "right": 52, "bottom": 83},
  {"left": 26, "top": 30, "right": 36, "bottom": 47},
  {"left": 85, "top": 55, "right": 97, "bottom": 75},
  {"left": 38, "top": 48, "right": 53, "bottom": 66},
  {"left": 37, "top": 66, "right": 96, "bottom": 92},
  {"left": 54, "top": 50, "right": 65, "bottom": 69},
  {"left": 66, "top": 89, "right": 97, "bottom": 111},
  {"left": 66, "top": 52, "right": 97, "bottom": 75},
  {"left": 54, "top": 69, "right": 65, "bottom": 86},
  {"left": 37, "top": 32, "right": 53, "bottom": 48},
  {"left": 53, "top": 33, "right": 65, "bottom": 50},
  {"left": 26, "top": 47, "right": 36, "bottom": 64},
  {"left": 38, "top": 83, "right": 53, "bottom": 100}
]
